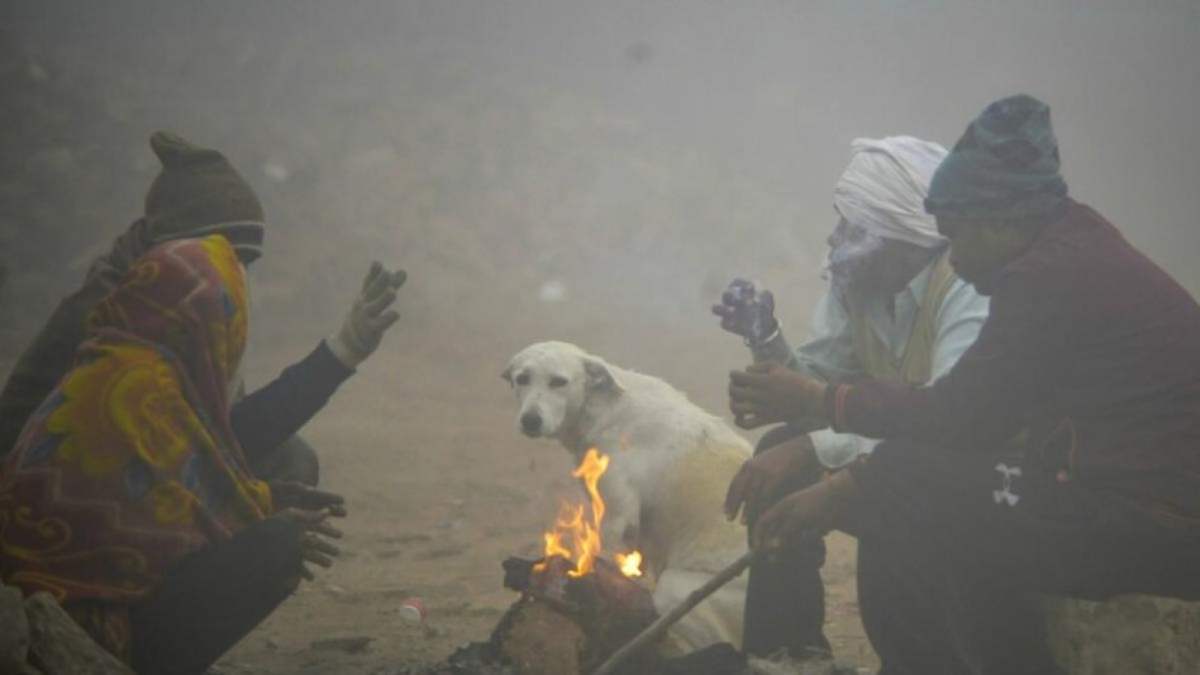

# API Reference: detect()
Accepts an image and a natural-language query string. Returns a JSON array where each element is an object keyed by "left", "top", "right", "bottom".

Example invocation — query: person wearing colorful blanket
[
  {"left": 714, "top": 136, "right": 989, "bottom": 661},
  {"left": 0, "top": 236, "right": 353, "bottom": 674},
  {"left": 728, "top": 94, "right": 1200, "bottom": 673},
  {"left": 0, "top": 131, "right": 403, "bottom": 487}
]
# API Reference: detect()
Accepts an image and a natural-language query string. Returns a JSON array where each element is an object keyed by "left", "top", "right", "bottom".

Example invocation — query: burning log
[
  {"left": 417, "top": 554, "right": 658, "bottom": 675},
  {"left": 413, "top": 450, "right": 662, "bottom": 674},
  {"left": 503, "top": 555, "right": 656, "bottom": 660}
]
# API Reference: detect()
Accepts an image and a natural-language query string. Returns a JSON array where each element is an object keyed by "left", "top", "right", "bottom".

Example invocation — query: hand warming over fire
[
  {"left": 751, "top": 470, "right": 857, "bottom": 553},
  {"left": 270, "top": 481, "right": 346, "bottom": 583},
  {"left": 728, "top": 362, "right": 827, "bottom": 429},
  {"left": 724, "top": 434, "right": 819, "bottom": 526}
]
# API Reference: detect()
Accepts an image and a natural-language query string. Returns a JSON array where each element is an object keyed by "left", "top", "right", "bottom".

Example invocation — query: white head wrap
[{"left": 832, "top": 136, "right": 949, "bottom": 249}]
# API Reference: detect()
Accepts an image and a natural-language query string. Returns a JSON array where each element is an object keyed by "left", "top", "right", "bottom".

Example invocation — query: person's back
[{"left": 1010, "top": 202, "right": 1200, "bottom": 512}]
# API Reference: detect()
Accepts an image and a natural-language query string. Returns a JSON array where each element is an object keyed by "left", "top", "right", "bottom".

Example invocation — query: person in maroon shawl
[{"left": 727, "top": 95, "right": 1200, "bottom": 674}]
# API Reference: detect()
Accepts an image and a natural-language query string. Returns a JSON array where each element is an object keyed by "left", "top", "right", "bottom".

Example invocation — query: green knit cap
[
  {"left": 925, "top": 94, "right": 1069, "bottom": 223},
  {"left": 144, "top": 131, "right": 266, "bottom": 262}
]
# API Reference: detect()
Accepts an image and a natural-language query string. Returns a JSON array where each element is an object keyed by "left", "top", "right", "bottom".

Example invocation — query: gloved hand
[
  {"left": 328, "top": 261, "right": 406, "bottom": 368},
  {"left": 711, "top": 278, "right": 779, "bottom": 345}
]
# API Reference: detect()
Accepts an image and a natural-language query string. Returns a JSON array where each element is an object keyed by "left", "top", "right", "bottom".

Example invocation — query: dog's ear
[
  {"left": 583, "top": 357, "right": 624, "bottom": 394},
  {"left": 500, "top": 364, "right": 514, "bottom": 386}
]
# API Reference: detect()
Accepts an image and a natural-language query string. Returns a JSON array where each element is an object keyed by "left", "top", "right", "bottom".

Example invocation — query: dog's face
[{"left": 503, "top": 342, "right": 621, "bottom": 439}]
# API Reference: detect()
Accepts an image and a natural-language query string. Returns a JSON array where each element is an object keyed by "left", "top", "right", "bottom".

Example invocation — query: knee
[
  {"left": 261, "top": 436, "right": 320, "bottom": 486},
  {"left": 288, "top": 440, "right": 320, "bottom": 487}
]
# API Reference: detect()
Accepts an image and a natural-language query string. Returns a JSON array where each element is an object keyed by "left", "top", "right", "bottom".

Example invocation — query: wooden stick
[{"left": 590, "top": 549, "right": 759, "bottom": 675}]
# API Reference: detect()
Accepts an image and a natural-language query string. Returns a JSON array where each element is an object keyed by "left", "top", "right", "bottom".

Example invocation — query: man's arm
[
  {"left": 230, "top": 261, "right": 406, "bottom": 460},
  {"left": 230, "top": 342, "right": 354, "bottom": 460},
  {"left": 829, "top": 274, "right": 1059, "bottom": 450},
  {"left": 806, "top": 279, "right": 988, "bottom": 467}
]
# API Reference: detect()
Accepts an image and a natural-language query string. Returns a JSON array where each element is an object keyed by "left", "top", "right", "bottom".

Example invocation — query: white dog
[{"left": 503, "top": 340, "right": 751, "bottom": 654}]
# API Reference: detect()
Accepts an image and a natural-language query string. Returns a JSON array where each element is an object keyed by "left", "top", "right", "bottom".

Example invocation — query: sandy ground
[{"left": 198, "top": 305, "right": 880, "bottom": 675}]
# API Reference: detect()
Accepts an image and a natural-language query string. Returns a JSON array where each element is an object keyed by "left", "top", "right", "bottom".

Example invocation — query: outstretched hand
[
  {"left": 728, "top": 362, "right": 827, "bottom": 429},
  {"left": 330, "top": 261, "right": 407, "bottom": 367}
]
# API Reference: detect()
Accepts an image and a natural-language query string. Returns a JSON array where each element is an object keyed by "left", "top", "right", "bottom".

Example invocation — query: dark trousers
[
  {"left": 850, "top": 440, "right": 1200, "bottom": 675},
  {"left": 129, "top": 517, "right": 304, "bottom": 675},
  {"left": 742, "top": 425, "right": 831, "bottom": 658}
]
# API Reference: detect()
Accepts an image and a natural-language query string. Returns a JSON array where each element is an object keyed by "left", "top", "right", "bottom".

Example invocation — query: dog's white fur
[{"left": 504, "top": 341, "right": 751, "bottom": 653}]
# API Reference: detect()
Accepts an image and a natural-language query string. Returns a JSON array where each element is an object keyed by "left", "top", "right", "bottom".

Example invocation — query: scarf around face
[{"left": 0, "top": 236, "right": 272, "bottom": 608}]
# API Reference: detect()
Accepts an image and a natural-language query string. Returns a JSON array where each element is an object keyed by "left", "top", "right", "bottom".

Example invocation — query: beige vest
[{"left": 847, "top": 250, "right": 957, "bottom": 386}]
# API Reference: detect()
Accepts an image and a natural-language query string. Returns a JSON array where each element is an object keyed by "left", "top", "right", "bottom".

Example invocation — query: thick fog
[
  {"left": 4, "top": 3, "right": 1198, "bottom": 355},
  {"left": 0, "top": 2, "right": 1198, "bottom": 670}
]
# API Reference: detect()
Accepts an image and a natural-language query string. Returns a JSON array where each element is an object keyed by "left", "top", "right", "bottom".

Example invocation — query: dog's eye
[
  {"left": 549, "top": 376, "right": 568, "bottom": 388},
  {"left": 515, "top": 373, "right": 530, "bottom": 386}
]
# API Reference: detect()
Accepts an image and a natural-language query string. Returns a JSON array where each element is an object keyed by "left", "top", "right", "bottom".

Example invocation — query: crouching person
[
  {"left": 729, "top": 95, "right": 1200, "bottom": 674},
  {"left": 0, "top": 236, "right": 378, "bottom": 675},
  {"left": 715, "top": 135, "right": 988, "bottom": 662},
  {"left": 0, "top": 131, "right": 404, "bottom": 487}
]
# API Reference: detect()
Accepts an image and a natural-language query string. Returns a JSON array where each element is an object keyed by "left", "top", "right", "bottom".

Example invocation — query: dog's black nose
[{"left": 520, "top": 412, "right": 542, "bottom": 434}]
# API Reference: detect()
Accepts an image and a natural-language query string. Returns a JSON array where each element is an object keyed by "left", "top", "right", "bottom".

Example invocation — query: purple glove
[{"left": 712, "top": 278, "right": 779, "bottom": 345}]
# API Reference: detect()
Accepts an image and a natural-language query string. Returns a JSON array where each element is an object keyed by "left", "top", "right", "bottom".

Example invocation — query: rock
[
  {"left": 24, "top": 593, "right": 134, "bottom": 675},
  {"left": 1045, "top": 594, "right": 1200, "bottom": 675},
  {"left": 0, "top": 582, "right": 31, "bottom": 672}
]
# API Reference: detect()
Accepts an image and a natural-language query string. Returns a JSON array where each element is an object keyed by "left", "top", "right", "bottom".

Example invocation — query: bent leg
[
  {"left": 129, "top": 517, "right": 304, "bottom": 675},
  {"left": 842, "top": 440, "right": 1180, "bottom": 675},
  {"left": 742, "top": 424, "right": 830, "bottom": 658},
  {"left": 250, "top": 435, "right": 320, "bottom": 486}
]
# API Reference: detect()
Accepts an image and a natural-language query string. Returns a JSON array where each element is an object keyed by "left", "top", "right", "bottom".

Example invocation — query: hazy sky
[{"left": 4, "top": 1, "right": 1199, "bottom": 315}]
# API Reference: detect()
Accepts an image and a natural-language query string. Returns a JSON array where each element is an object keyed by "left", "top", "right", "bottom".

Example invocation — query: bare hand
[
  {"left": 751, "top": 471, "right": 854, "bottom": 552},
  {"left": 724, "top": 435, "right": 818, "bottom": 526},
  {"left": 728, "top": 362, "right": 826, "bottom": 429},
  {"left": 274, "top": 507, "right": 344, "bottom": 581}
]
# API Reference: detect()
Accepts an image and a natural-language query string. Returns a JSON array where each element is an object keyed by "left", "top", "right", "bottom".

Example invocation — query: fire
[
  {"left": 535, "top": 448, "right": 643, "bottom": 578},
  {"left": 616, "top": 551, "right": 643, "bottom": 578}
]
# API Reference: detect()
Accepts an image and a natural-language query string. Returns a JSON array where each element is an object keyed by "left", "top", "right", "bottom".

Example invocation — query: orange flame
[
  {"left": 536, "top": 448, "right": 642, "bottom": 578},
  {"left": 616, "top": 551, "right": 643, "bottom": 578}
]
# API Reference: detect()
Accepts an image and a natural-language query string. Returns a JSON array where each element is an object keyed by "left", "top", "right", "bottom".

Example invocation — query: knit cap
[
  {"left": 144, "top": 131, "right": 265, "bottom": 262},
  {"left": 924, "top": 94, "right": 1069, "bottom": 224}
]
